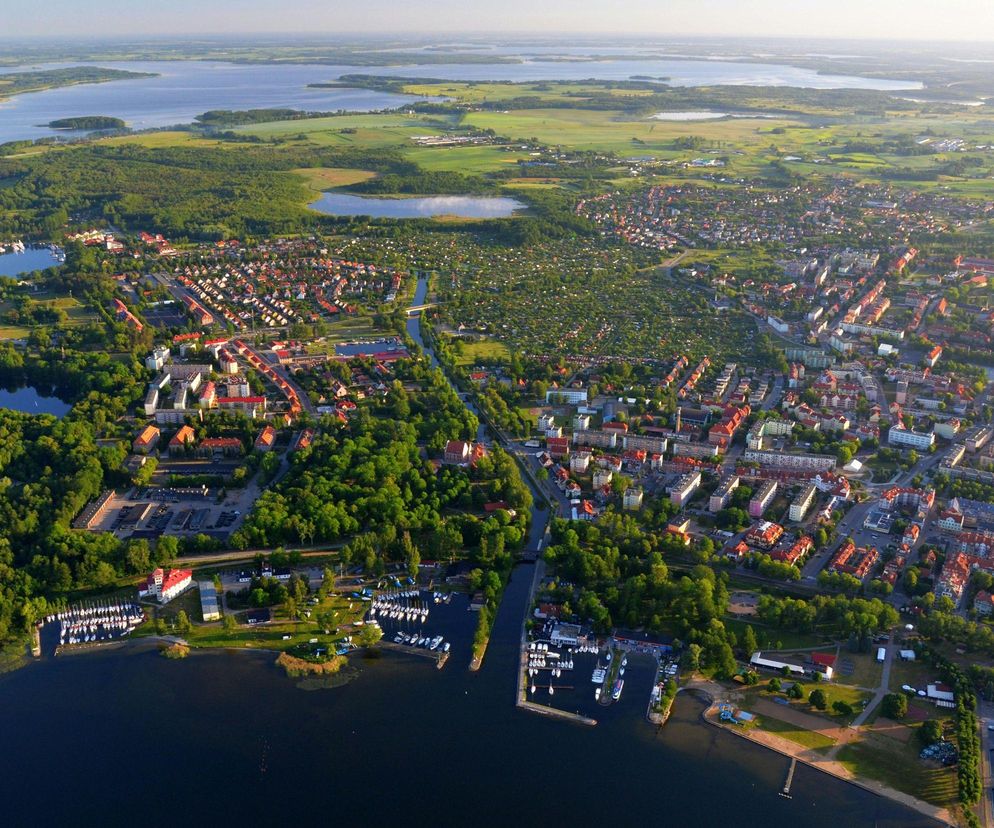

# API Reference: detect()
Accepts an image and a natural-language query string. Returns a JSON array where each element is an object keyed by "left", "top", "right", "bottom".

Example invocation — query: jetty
[
  {"left": 379, "top": 640, "right": 448, "bottom": 668},
  {"left": 781, "top": 757, "right": 796, "bottom": 799}
]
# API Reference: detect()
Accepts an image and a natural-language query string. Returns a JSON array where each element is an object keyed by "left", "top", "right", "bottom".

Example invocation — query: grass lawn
[
  {"left": 758, "top": 714, "right": 836, "bottom": 751},
  {"left": 99, "top": 131, "right": 231, "bottom": 149},
  {"left": 723, "top": 617, "right": 830, "bottom": 650},
  {"left": 304, "top": 317, "right": 388, "bottom": 353},
  {"left": 836, "top": 730, "right": 958, "bottom": 809},
  {"left": 404, "top": 144, "right": 530, "bottom": 174},
  {"left": 453, "top": 337, "right": 511, "bottom": 366},
  {"left": 836, "top": 651, "right": 884, "bottom": 689},
  {"left": 0, "top": 325, "right": 31, "bottom": 340},
  {"left": 888, "top": 658, "right": 940, "bottom": 693}
]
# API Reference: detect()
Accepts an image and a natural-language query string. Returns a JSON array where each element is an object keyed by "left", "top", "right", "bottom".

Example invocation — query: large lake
[
  {"left": 0, "top": 56, "right": 922, "bottom": 145},
  {"left": 0, "top": 562, "right": 936, "bottom": 827},
  {"left": 0, "top": 247, "right": 62, "bottom": 278},
  {"left": 310, "top": 192, "right": 526, "bottom": 219},
  {"left": 0, "top": 386, "right": 72, "bottom": 416}
]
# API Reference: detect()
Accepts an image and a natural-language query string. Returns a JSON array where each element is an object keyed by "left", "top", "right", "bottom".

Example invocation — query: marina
[
  {"left": 44, "top": 600, "right": 145, "bottom": 653},
  {"left": 0, "top": 242, "right": 64, "bottom": 278}
]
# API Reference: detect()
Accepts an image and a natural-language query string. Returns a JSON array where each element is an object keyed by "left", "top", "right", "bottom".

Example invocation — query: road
[{"left": 851, "top": 639, "right": 894, "bottom": 727}]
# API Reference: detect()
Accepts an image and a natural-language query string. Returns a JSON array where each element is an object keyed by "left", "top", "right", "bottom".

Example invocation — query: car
[{"left": 988, "top": 723, "right": 994, "bottom": 731}]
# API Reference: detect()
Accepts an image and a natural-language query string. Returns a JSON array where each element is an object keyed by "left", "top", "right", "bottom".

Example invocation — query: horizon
[{"left": 5, "top": 0, "right": 994, "bottom": 44}]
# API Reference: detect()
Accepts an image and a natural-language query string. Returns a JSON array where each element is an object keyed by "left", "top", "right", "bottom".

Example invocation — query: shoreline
[{"left": 700, "top": 703, "right": 956, "bottom": 826}]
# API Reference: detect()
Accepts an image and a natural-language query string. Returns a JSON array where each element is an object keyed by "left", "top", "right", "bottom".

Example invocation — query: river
[{"left": 0, "top": 278, "right": 937, "bottom": 826}]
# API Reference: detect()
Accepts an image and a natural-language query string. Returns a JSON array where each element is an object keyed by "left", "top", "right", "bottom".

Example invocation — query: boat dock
[
  {"left": 380, "top": 640, "right": 448, "bottom": 668},
  {"left": 781, "top": 757, "right": 796, "bottom": 799}
]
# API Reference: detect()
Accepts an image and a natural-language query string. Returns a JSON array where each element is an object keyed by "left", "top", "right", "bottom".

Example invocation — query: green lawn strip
[{"left": 757, "top": 713, "right": 836, "bottom": 751}]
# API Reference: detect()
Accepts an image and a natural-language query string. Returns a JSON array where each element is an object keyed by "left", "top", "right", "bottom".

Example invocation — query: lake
[
  {"left": 0, "top": 386, "right": 72, "bottom": 416},
  {"left": 310, "top": 192, "right": 526, "bottom": 219},
  {"left": 0, "top": 247, "right": 62, "bottom": 278},
  {"left": 0, "top": 56, "right": 922, "bottom": 145},
  {"left": 0, "top": 60, "right": 430, "bottom": 144},
  {"left": 0, "top": 561, "right": 936, "bottom": 827}
]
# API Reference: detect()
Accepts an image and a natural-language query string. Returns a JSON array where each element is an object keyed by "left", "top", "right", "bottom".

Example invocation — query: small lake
[
  {"left": 650, "top": 110, "right": 781, "bottom": 121},
  {"left": 0, "top": 386, "right": 72, "bottom": 417},
  {"left": 310, "top": 192, "right": 526, "bottom": 219},
  {"left": 0, "top": 247, "right": 62, "bottom": 278}
]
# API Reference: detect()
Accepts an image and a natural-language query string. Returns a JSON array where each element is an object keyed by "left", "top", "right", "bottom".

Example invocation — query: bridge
[{"left": 405, "top": 302, "right": 438, "bottom": 315}]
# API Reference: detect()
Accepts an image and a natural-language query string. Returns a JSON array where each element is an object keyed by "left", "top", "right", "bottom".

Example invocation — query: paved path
[{"left": 852, "top": 639, "right": 894, "bottom": 728}]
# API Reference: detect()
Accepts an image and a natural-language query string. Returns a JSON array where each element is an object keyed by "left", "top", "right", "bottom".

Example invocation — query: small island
[{"left": 47, "top": 116, "right": 126, "bottom": 131}]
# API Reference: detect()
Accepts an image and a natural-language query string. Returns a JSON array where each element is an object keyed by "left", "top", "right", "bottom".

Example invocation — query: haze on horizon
[{"left": 6, "top": 0, "right": 994, "bottom": 44}]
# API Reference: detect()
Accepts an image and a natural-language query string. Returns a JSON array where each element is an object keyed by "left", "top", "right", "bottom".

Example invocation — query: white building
[
  {"left": 789, "top": 483, "right": 817, "bottom": 522},
  {"left": 888, "top": 423, "right": 936, "bottom": 450},
  {"left": 546, "top": 388, "right": 588, "bottom": 405}
]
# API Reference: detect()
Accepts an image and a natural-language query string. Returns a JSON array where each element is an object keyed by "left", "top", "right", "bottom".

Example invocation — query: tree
[
  {"left": 741, "top": 624, "right": 758, "bottom": 658},
  {"left": 833, "top": 700, "right": 854, "bottom": 716},
  {"left": 809, "top": 688, "right": 828, "bottom": 710},
  {"left": 222, "top": 613, "right": 237, "bottom": 632},
  {"left": 919, "top": 719, "right": 943, "bottom": 745},
  {"left": 787, "top": 682, "right": 804, "bottom": 700},
  {"left": 882, "top": 692, "right": 907, "bottom": 720},
  {"left": 682, "top": 642, "right": 702, "bottom": 672},
  {"left": 175, "top": 610, "right": 191, "bottom": 634},
  {"left": 357, "top": 624, "right": 383, "bottom": 648},
  {"left": 768, "top": 677, "right": 782, "bottom": 693}
]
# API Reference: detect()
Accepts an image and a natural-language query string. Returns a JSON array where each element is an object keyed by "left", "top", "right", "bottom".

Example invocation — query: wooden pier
[{"left": 781, "top": 757, "right": 796, "bottom": 799}]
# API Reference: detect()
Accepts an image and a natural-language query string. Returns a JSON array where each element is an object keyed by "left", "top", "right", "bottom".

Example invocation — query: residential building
[
  {"left": 623, "top": 487, "right": 644, "bottom": 511},
  {"left": 443, "top": 440, "right": 471, "bottom": 465},
  {"left": 749, "top": 480, "right": 778, "bottom": 518},
  {"left": 743, "top": 449, "right": 836, "bottom": 472},
  {"left": 168, "top": 425, "right": 196, "bottom": 456},
  {"left": 745, "top": 520, "right": 784, "bottom": 549},
  {"left": 254, "top": 425, "right": 277, "bottom": 452},
  {"left": 570, "top": 451, "right": 591, "bottom": 474},
  {"left": 132, "top": 425, "right": 160, "bottom": 455},
  {"left": 789, "top": 483, "right": 817, "bottom": 522},
  {"left": 669, "top": 470, "right": 702, "bottom": 507},
  {"left": 888, "top": 422, "right": 936, "bottom": 450},
  {"left": 546, "top": 388, "right": 588, "bottom": 405},
  {"left": 197, "top": 437, "right": 243, "bottom": 458},
  {"left": 709, "top": 476, "right": 740, "bottom": 513},
  {"left": 139, "top": 568, "right": 192, "bottom": 604}
]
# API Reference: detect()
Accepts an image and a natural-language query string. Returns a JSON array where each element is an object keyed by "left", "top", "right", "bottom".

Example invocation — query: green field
[{"left": 758, "top": 714, "right": 837, "bottom": 750}]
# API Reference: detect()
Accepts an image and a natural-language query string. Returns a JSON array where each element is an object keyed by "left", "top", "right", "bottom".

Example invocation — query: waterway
[
  {"left": 0, "top": 55, "right": 922, "bottom": 145},
  {"left": 310, "top": 192, "right": 526, "bottom": 219},
  {"left": 0, "top": 385, "right": 72, "bottom": 416},
  {"left": 0, "top": 276, "right": 937, "bottom": 826},
  {"left": 0, "top": 246, "right": 62, "bottom": 278}
]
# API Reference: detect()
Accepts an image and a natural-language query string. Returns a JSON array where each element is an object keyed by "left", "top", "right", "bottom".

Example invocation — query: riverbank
[{"left": 702, "top": 701, "right": 956, "bottom": 826}]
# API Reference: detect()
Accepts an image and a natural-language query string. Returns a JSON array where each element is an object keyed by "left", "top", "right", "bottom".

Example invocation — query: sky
[{"left": 6, "top": 0, "right": 994, "bottom": 42}]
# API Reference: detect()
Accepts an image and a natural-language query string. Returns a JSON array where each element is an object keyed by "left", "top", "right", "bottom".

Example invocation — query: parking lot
[{"left": 87, "top": 486, "right": 257, "bottom": 540}]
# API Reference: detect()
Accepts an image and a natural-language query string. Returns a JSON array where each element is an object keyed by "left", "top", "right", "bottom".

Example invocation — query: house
[
  {"left": 443, "top": 440, "right": 472, "bottom": 465},
  {"left": 745, "top": 520, "right": 784, "bottom": 550},
  {"left": 168, "top": 425, "right": 196, "bottom": 456},
  {"left": 254, "top": 425, "right": 277, "bottom": 452},
  {"left": 623, "top": 487, "right": 644, "bottom": 511},
  {"left": 592, "top": 469, "right": 613, "bottom": 489},
  {"left": 139, "top": 568, "right": 192, "bottom": 604},
  {"left": 570, "top": 451, "right": 592, "bottom": 474},
  {"left": 975, "top": 590, "right": 993, "bottom": 617},
  {"left": 132, "top": 425, "right": 160, "bottom": 455},
  {"left": 546, "top": 436, "right": 570, "bottom": 459}
]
